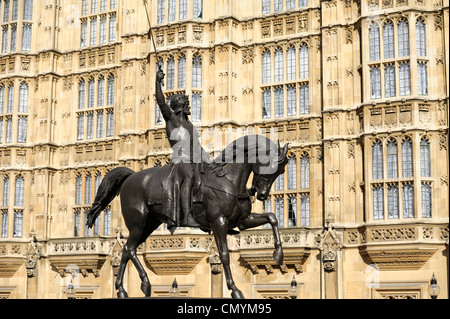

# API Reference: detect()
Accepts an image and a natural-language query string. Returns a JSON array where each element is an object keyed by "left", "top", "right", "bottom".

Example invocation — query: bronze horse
[{"left": 86, "top": 135, "right": 289, "bottom": 299}]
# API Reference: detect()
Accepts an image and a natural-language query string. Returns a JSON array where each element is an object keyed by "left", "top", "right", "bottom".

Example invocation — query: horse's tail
[{"left": 86, "top": 167, "right": 135, "bottom": 229}]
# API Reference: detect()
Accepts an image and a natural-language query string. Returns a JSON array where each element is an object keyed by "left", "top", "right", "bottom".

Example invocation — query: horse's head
[{"left": 250, "top": 141, "right": 289, "bottom": 201}]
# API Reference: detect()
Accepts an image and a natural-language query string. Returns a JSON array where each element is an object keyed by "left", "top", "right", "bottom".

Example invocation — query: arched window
[
  {"left": 192, "top": 55, "right": 202, "bottom": 88},
  {"left": 384, "top": 64, "right": 396, "bottom": 98},
  {"left": 85, "top": 174, "right": 92, "bottom": 204},
  {"left": 88, "top": 78, "right": 95, "bottom": 108},
  {"left": 14, "top": 176, "right": 24, "bottom": 207},
  {"left": 370, "top": 66, "right": 381, "bottom": 99},
  {"left": 399, "top": 62, "right": 410, "bottom": 96},
  {"left": 300, "top": 194, "right": 310, "bottom": 226},
  {"left": 398, "top": 19, "right": 409, "bottom": 57},
  {"left": 262, "top": 50, "right": 271, "bottom": 84},
  {"left": 300, "top": 154, "right": 310, "bottom": 189},
  {"left": 417, "top": 62, "right": 428, "bottom": 95},
  {"left": 287, "top": 157, "right": 297, "bottom": 190},
  {"left": 97, "top": 77, "right": 105, "bottom": 107},
  {"left": 19, "top": 83, "right": 29, "bottom": 113},
  {"left": 369, "top": 23, "right": 380, "bottom": 61},
  {"left": 2, "top": 176, "right": 9, "bottom": 206},
  {"left": 372, "top": 140, "right": 383, "bottom": 179},
  {"left": 274, "top": 48, "right": 283, "bottom": 82},
  {"left": 13, "top": 211, "right": 23, "bottom": 238},
  {"left": 383, "top": 21, "right": 394, "bottom": 59},
  {"left": 387, "top": 139, "right": 398, "bottom": 178},
  {"left": 288, "top": 196, "right": 297, "bottom": 226},
  {"left": 0, "top": 86, "right": 5, "bottom": 113},
  {"left": 401, "top": 138, "right": 413, "bottom": 177},
  {"left": 299, "top": 44, "right": 309, "bottom": 79},
  {"left": 287, "top": 85, "right": 296, "bottom": 116},
  {"left": 107, "top": 75, "right": 115, "bottom": 105},
  {"left": 166, "top": 57, "right": 175, "bottom": 89},
  {"left": 274, "top": 87, "right": 283, "bottom": 117},
  {"left": 178, "top": 55, "right": 186, "bottom": 89},
  {"left": 286, "top": 46, "right": 296, "bottom": 81},
  {"left": 420, "top": 138, "right": 431, "bottom": 177},
  {"left": 78, "top": 79, "right": 86, "bottom": 109},
  {"left": 75, "top": 175, "right": 82, "bottom": 205},
  {"left": 416, "top": 19, "right": 426, "bottom": 56}
]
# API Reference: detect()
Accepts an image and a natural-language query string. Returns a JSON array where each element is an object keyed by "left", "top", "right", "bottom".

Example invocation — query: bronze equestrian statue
[{"left": 86, "top": 70, "right": 289, "bottom": 299}]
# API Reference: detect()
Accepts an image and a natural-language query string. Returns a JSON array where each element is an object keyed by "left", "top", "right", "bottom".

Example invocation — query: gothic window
[
  {"left": 369, "top": 23, "right": 380, "bottom": 61},
  {"left": 94, "top": 213, "right": 101, "bottom": 235},
  {"left": 387, "top": 139, "right": 398, "bottom": 178},
  {"left": 100, "top": 0, "right": 107, "bottom": 11},
  {"left": 300, "top": 195, "right": 310, "bottom": 226},
  {"left": 166, "top": 57, "right": 175, "bottom": 89},
  {"left": 274, "top": 0, "right": 283, "bottom": 12},
  {"left": 287, "top": 85, "right": 296, "bottom": 116},
  {"left": 372, "top": 140, "right": 383, "bottom": 180},
  {"left": 168, "top": 0, "right": 176, "bottom": 22},
  {"left": 287, "top": 46, "right": 296, "bottom": 81},
  {"left": 287, "top": 0, "right": 295, "bottom": 10},
  {"left": 299, "top": 83, "right": 309, "bottom": 114},
  {"left": 22, "top": 24, "right": 32, "bottom": 51},
  {"left": 0, "top": 86, "right": 4, "bottom": 113},
  {"left": 1, "top": 27, "right": 8, "bottom": 53},
  {"left": 420, "top": 138, "right": 431, "bottom": 177},
  {"left": 192, "top": 92, "right": 202, "bottom": 122},
  {"left": 388, "top": 185, "right": 399, "bottom": 218},
  {"left": 79, "top": 80, "right": 86, "bottom": 109},
  {"left": 262, "top": 50, "right": 271, "bottom": 84},
  {"left": 97, "top": 77, "right": 105, "bottom": 107},
  {"left": 109, "top": 14, "right": 117, "bottom": 42},
  {"left": 402, "top": 138, "right": 413, "bottom": 177},
  {"left": 23, "top": 0, "right": 33, "bottom": 20},
  {"left": 106, "top": 109, "right": 114, "bottom": 136},
  {"left": 88, "top": 78, "right": 95, "bottom": 107},
  {"left": 193, "top": 0, "right": 203, "bottom": 19},
  {"left": 403, "top": 184, "right": 414, "bottom": 218},
  {"left": 103, "top": 208, "right": 111, "bottom": 235},
  {"left": 157, "top": 0, "right": 165, "bottom": 24},
  {"left": 274, "top": 48, "right": 283, "bottom": 82},
  {"left": 99, "top": 16, "right": 107, "bottom": 44},
  {"left": 370, "top": 65, "right": 381, "bottom": 99},
  {"left": 7, "top": 84, "right": 13, "bottom": 113},
  {"left": 275, "top": 197, "right": 284, "bottom": 227},
  {"left": 14, "top": 176, "right": 24, "bottom": 206},
  {"left": 384, "top": 64, "right": 396, "bottom": 98},
  {"left": 373, "top": 186, "right": 384, "bottom": 219},
  {"left": 262, "top": 88, "right": 271, "bottom": 118},
  {"left": 18, "top": 83, "right": 28, "bottom": 113},
  {"left": 10, "top": 25, "right": 16, "bottom": 52},
  {"left": 84, "top": 212, "right": 90, "bottom": 236},
  {"left": 287, "top": 157, "right": 297, "bottom": 189},
  {"left": 399, "top": 62, "right": 410, "bottom": 96},
  {"left": 74, "top": 210, "right": 81, "bottom": 237},
  {"left": 416, "top": 19, "right": 426, "bottom": 56},
  {"left": 75, "top": 175, "right": 82, "bottom": 205},
  {"left": 299, "top": 0, "right": 308, "bottom": 7},
  {"left": 3, "top": 0, "right": 9, "bottom": 23},
  {"left": 11, "top": 0, "right": 17, "bottom": 21},
  {"left": 91, "top": 0, "right": 98, "bottom": 13},
  {"left": 421, "top": 183, "right": 432, "bottom": 218},
  {"left": 178, "top": 55, "right": 186, "bottom": 89},
  {"left": 179, "top": 0, "right": 187, "bottom": 20},
  {"left": 82, "top": 0, "right": 88, "bottom": 15},
  {"left": 417, "top": 62, "right": 428, "bottom": 95},
  {"left": 192, "top": 55, "right": 202, "bottom": 88},
  {"left": 77, "top": 114, "right": 84, "bottom": 140},
  {"left": 90, "top": 17, "right": 97, "bottom": 46},
  {"left": 3, "top": 176, "right": 9, "bottom": 206},
  {"left": 86, "top": 113, "right": 94, "bottom": 139},
  {"left": 107, "top": 75, "right": 115, "bottom": 105},
  {"left": 81, "top": 20, "right": 88, "bottom": 47},
  {"left": 13, "top": 211, "right": 22, "bottom": 237},
  {"left": 288, "top": 196, "right": 297, "bottom": 226},
  {"left": 17, "top": 116, "right": 27, "bottom": 143},
  {"left": 262, "top": 0, "right": 270, "bottom": 14},
  {"left": 155, "top": 102, "right": 163, "bottom": 125},
  {"left": 6, "top": 117, "right": 12, "bottom": 143},
  {"left": 275, "top": 173, "right": 284, "bottom": 191},
  {"left": 274, "top": 87, "right": 284, "bottom": 117},
  {"left": 1, "top": 211, "right": 7, "bottom": 237},
  {"left": 383, "top": 21, "right": 394, "bottom": 59},
  {"left": 299, "top": 44, "right": 309, "bottom": 79},
  {"left": 96, "top": 110, "right": 104, "bottom": 138},
  {"left": 300, "top": 154, "right": 310, "bottom": 189},
  {"left": 398, "top": 19, "right": 409, "bottom": 57},
  {"left": 85, "top": 174, "right": 92, "bottom": 204}
]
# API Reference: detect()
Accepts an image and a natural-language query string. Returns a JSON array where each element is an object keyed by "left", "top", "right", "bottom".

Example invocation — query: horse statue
[{"left": 86, "top": 135, "right": 289, "bottom": 299}]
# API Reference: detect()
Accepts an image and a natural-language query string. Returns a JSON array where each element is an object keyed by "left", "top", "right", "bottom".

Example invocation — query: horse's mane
[{"left": 207, "top": 135, "right": 280, "bottom": 174}]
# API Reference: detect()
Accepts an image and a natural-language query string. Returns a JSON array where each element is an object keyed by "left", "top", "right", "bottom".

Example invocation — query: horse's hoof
[
  {"left": 141, "top": 281, "right": 151, "bottom": 297},
  {"left": 231, "top": 290, "right": 245, "bottom": 299},
  {"left": 273, "top": 248, "right": 284, "bottom": 265},
  {"left": 117, "top": 290, "right": 128, "bottom": 299}
]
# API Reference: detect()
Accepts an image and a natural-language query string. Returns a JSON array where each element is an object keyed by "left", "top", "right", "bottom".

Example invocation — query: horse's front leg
[
  {"left": 210, "top": 216, "right": 244, "bottom": 299},
  {"left": 239, "top": 213, "right": 284, "bottom": 265}
]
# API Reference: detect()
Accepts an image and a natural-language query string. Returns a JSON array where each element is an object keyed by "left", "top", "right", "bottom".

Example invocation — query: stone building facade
[{"left": 0, "top": 0, "right": 448, "bottom": 299}]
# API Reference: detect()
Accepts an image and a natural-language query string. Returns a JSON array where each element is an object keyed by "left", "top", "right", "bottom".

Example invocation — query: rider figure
[{"left": 155, "top": 67, "right": 211, "bottom": 230}]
